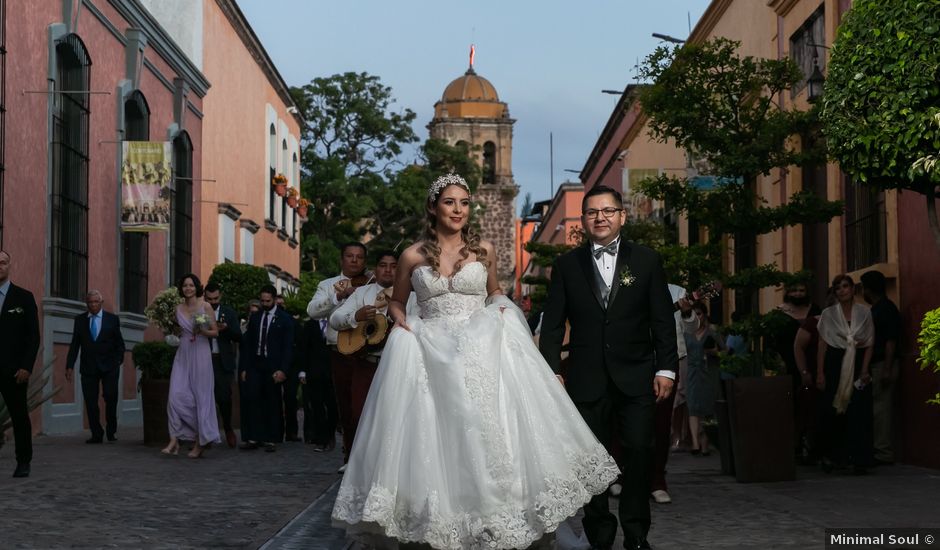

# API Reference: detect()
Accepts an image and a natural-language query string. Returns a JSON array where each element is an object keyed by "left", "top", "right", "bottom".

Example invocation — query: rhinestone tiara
[{"left": 428, "top": 173, "right": 470, "bottom": 201}]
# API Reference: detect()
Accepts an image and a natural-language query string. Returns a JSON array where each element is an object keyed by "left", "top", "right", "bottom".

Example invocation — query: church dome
[
  {"left": 434, "top": 68, "right": 507, "bottom": 119},
  {"left": 442, "top": 68, "right": 499, "bottom": 102}
]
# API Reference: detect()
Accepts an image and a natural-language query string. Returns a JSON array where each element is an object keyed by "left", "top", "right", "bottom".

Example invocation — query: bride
[{"left": 331, "top": 174, "right": 619, "bottom": 549}]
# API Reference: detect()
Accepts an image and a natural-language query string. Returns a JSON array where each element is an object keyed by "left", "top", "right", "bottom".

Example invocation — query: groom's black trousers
[{"left": 576, "top": 385, "right": 655, "bottom": 545}]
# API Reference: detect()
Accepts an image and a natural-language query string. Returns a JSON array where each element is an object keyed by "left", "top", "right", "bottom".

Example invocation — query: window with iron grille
[
  {"left": 0, "top": 0, "right": 6, "bottom": 247},
  {"left": 171, "top": 132, "right": 193, "bottom": 282},
  {"left": 281, "top": 140, "right": 288, "bottom": 227},
  {"left": 50, "top": 34, "right": 91, "bottom": 301},
  {"left": 790, "top": 5, "right": 826, "bottom": 98},
  {"left": 268, "top": 124, "right": 276, "bottom": 222},
  {"left": 844, "top": 175, "right": 887, "bottom": 272},
  {"left": 801, "top": 134, "right": 830, "bottom": 303},
  {"left": 121, "top": 91, "right": 149, "bottom": 312}
]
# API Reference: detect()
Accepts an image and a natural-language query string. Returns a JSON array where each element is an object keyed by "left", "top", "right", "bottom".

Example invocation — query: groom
[{"left": 540, "top": 185, "right": 678, "bottom": 550}]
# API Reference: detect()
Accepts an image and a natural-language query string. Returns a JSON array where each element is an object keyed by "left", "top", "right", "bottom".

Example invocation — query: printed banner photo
[{"left": 121, "top": 141, "right": 173, "bottom": 232}]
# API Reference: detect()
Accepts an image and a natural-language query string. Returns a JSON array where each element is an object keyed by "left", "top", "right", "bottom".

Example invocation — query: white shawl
[{"left": 817, "top": 303, "right": 874, "bottom": 414}]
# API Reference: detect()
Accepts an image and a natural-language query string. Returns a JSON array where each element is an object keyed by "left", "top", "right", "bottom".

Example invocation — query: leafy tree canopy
[{"left": 821, "top": 0, "right": 940, "bottom": 249}]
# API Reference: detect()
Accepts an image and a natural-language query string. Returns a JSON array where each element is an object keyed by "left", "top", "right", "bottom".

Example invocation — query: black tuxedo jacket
[
  {"left": 66, "top": 311, "right": 126, "bottom": 376},
  {"left": 299, "top": 318, "right": 331, "bottom": 379},
  {"left": 211, "top": 304, "right": 242, "bottom": 373},
  {"left": 0, "top": 283, "right": 41, "bottom": 377},
  {"left": 539, "top": 240, "right": 678, "bottom": 403},
  {"left": 239, "top": 307, "right": 294, "bottom": 375}
]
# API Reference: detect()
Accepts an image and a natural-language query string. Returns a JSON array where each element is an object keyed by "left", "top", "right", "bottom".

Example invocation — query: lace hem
[{"left": 332, "top": 444, "right": 619, "bottom": 550}]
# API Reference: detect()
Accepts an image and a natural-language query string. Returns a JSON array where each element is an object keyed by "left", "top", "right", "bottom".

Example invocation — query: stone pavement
[
  {"left": 0, "top": 427, "right": 344, "bottom": 549},
  {"left": 3, "top": 431, "right": 939, "bottom": 549}
]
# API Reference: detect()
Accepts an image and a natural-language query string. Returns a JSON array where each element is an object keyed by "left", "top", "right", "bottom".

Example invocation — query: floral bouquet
[
  {"left": 192, "top": 313, "right": 211, "bottom": 342},
  {"left": 144, "top": 287, "right": 182, "bottom": 346}
]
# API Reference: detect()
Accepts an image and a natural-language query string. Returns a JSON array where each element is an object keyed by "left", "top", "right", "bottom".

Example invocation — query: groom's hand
[{"left": 653, "top": 375, "right": 674, "bottom": 402}]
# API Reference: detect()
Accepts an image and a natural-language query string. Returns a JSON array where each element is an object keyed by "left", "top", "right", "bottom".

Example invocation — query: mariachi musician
[
  {"left": 328, "top": 250, "right": 414, "bottom": 465},
  {"left": 306, "top": 242, "right": 371, "bottom": 470}
]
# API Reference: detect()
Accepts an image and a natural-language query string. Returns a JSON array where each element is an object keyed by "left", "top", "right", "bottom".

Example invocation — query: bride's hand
[{"left": 392, "top": 316, "right": 412, "bottom": 332}]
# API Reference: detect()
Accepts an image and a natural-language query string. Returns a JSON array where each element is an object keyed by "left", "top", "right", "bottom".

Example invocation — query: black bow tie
[{"left": 593, "top": 240, "right": 619, "bottom": 259}]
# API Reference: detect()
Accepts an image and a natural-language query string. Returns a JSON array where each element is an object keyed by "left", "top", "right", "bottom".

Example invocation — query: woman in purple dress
[{"left": 161, "top": 274, "right": 221, "bottom": 458}]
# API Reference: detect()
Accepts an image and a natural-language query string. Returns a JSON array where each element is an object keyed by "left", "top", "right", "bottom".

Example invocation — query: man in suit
[
  {"left": 276, "top": 294, "right": 300, "bottom": 442},
  {"left": 299, "top": 317, "right": 336, "bottom": 450},
  {"left": 0, "top": 250, "right": 41, "bottom": 477},
  {"left": 539, "top": 185, "right": 678, "bottom": 550},
  {"left": 239, "top": 284, "right": 294, "bottom": 452},
  {"left": 65, "top": 290, "right": 126, "bottom": 443},
  {"left": 203, "top": 282, "right": 242, "bottom": 448}
]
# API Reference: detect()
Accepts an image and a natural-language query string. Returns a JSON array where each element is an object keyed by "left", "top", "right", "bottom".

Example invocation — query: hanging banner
[{"left": 121, "top": 141, "right": 172, "bottom": 232}]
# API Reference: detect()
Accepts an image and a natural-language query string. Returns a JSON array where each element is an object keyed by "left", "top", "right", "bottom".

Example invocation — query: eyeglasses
[{"left": 583, "top": 207, "right": 623, "bottom": 220}]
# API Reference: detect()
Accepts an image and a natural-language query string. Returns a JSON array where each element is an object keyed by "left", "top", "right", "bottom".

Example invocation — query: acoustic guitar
[
  {"left": 674, "top": 280, "right": 722, "bottom": 310},
  {"left": 336, "top": 286, "right": 393, "bottom": 356}
]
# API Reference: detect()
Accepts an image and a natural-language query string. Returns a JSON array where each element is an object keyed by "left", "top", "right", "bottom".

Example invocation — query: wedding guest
[
  {"left": 299, "top": 317, "right": 337, "bottom": 450},
  {"left": 203, "top": 283, "right": 242, "bottom": 448},
  {"left": 650, "top": 284, "right": 698, "bottom": 504},
  {"left": 240, "top": 285, "right": 294, "bottom": 452},
  {"left": 860, "top": 270, "right": 900, "bottom": 465},
  {"left": 684, "top": 302, "right": 723, "bottom": 456},
  {"left": 306, "top": 242, "right": 368, "bottom": 471},
  {"left": 0, "top": 251, "right": 41, "bottom": 478},
  {"left": 162, "top": 274, "right": 221, "bottom": 458},
  {"left": 816, "top": 274, "right": 874, "bottom": 474},
  {"left": 241, "top": 299, "right": 261, "bottom": 334},
  {"left": 65, "top": 290, "right": 126, "bottom": 443},
  {"left": 775, "top": 282, "right": 821, "bottom": 458}
]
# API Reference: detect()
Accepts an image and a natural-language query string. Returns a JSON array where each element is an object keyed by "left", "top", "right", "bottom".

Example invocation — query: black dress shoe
[
  {"left": 624, "top": 537, "right": 652, "bottom": 550},
  {"left": 239, "top": 441, "right": 259, "bottom": 450},
  {"left": 264, "top": 443, "right": 276, "bottom": 453},
  {"left": 13, "top": 463, "right": 30, "bottom": 478},
  {"left": 86, "top": 436, "right": 103, "bottom": 444},
  {"left": 285, "top": 436, "right": 302, "bottom": 442},
  {"left": 107, "top": 435, "right": 118, "bottom": 442}
]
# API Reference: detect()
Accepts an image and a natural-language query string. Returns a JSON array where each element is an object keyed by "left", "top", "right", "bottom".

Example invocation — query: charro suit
[
  {"left": 66, "top": 310, "right": 126, "bottom": 440},
  {"left": 539, "top": 240, "right": 677, "bottom": 546}
]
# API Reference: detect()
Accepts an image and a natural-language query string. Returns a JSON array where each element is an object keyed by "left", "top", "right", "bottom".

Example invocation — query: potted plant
[
  {"left": 272, "top": 173, "right": 288, "bottom": 197},
  {"left": 286, "top": 186, "right": 299, "bottom": 208},
  {"left": 138, "top": 287, "right": 182, "bottom": 445},
  {"left": 297, "top": 198, "right": 309, "bottom": 220},
  {"left": 917, "top": 306, "right": 940, "bottom": 405}
]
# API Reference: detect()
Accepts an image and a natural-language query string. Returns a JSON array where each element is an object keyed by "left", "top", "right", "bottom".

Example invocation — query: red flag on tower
[{"left": 470, "top": 44, "right": 476, "bottom": 68}]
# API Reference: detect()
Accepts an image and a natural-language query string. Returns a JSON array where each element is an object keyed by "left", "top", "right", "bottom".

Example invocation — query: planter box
[
  {"left": 140, "top": 379, "right": 170, "bottom": 446},
  {"left": 715, "top": 397, "right": 735, "bottom": 475},
  {"left": 725, "top": 376, "right": 795, "bottom": 482}
]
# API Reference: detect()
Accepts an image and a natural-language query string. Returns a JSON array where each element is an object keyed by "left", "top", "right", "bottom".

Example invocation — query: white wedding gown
[{"left": 332, "top": 261, "right": 619, "bottom": 549}]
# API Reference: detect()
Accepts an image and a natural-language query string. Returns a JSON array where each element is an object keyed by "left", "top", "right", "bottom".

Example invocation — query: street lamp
[
  {"left": 806, "top": 59, "right": 825, "bottom": 103},
  {"left": 652, "top": 33, "right": 686, "bottom": 44}
]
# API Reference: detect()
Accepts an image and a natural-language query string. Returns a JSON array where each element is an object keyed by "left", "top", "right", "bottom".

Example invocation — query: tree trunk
[{"left": 928, "top": 184, "right": 940, "bottom": 252}]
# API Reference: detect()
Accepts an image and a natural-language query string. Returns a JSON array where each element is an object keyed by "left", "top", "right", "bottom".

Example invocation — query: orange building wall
[{"left": 198, "top": 2, "right": 301, "bottom": 284}]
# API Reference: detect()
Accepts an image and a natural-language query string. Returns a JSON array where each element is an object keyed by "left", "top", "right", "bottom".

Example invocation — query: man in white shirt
[
  {"left": 329, "top": 250, "right": 401, "bottom": 464},
  {"left": 305, "top": 242, "right": 368, "bottom": 468},
  {"left": 649, "top": 284, "right": 699, "bottom": 504}
]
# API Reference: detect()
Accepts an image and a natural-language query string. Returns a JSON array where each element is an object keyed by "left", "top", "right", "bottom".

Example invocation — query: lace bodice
[{"left": 411, "top": 262, "right": 487, "bottom": 320}]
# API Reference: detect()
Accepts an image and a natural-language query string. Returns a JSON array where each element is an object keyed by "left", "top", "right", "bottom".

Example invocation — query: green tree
[
  {"left": 519, "top": 192, "right": 534, "bottom": 217},
  {"left": 290, "top": 72, "right": 419, "bottom": 274},
  {"left": 207, "top": 263, "right": 271, "bottom": 318},
  {"left": 366, "top": 139, "right": 482, "bottom": 255},
  {"left": 820, "top": 0, "right": 940, "bottom": 251},
  {"left": 637, "top": 38, "right": 844, "bottom": 375}
]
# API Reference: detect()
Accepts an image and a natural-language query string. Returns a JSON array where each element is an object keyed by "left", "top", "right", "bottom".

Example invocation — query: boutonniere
[
  {"left": 7, "top": 307, "right": 24, "bottom": 314},
  {"left": 619, "top": 266, "right": 636, "bottom": 287}
]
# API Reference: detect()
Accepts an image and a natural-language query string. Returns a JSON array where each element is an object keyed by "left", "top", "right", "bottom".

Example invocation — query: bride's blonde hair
[{"left": 419, "top": 174, "right": 488, "bottom": 275}]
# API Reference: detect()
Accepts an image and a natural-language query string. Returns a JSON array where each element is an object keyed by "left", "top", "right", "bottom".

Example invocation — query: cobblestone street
[{"left": 3, "top": 430, "right": 940, "bottom": 549}]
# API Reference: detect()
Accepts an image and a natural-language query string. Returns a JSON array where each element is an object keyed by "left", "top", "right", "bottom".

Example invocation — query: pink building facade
[{"left": 2, "top": 0, "right": 208, "bottom": 434}]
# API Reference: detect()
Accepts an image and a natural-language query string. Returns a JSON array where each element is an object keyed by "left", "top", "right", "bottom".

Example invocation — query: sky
[{"left": 239, "top": 1, "right": 708, "bottom": 210}]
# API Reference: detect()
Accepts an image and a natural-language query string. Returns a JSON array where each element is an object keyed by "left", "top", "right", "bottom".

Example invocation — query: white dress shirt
[
  {"left": 0, "top": 279, "right": 11, "bottom": 313},
  {"left": 257, "top": 305, "right": 278, "bottom": 357},
  {"left": 669, "top": 284, "right": 701, "bottom": 360},
  {"left": 590, "top": 238, "right": 676, "bottom": 380},
  {"left": 307, "top": 274, "right": 359, "bottom": 345}
]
